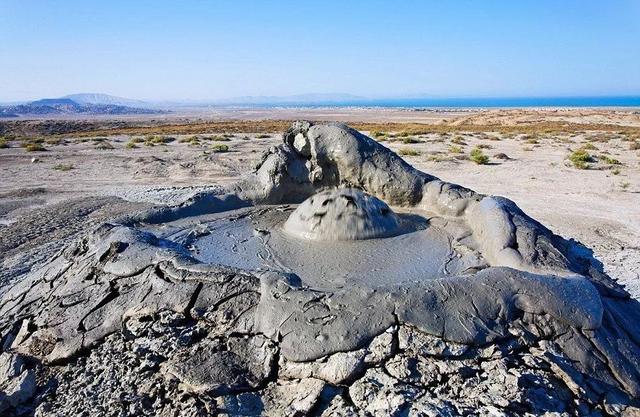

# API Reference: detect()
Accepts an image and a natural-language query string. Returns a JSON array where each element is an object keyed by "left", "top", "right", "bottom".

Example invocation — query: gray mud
[
  {"left": 161, "top": 204, "right": 473, "bottom": 289},
  {"left": 1, "top": 121, "right": 639, "bottom": 416}
]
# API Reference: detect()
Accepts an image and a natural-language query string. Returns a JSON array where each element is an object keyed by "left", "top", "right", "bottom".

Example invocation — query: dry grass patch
[
  {"left": 402, "top": 137, "right": 421, "bottom": 144},
  {"left": 398, "top": 148, "right": 420, "bottom": 156},
  {"left": 599, "top": 155, "right": 621, "bottom": 165},
  {"left": 95, "top": 141, "right": 114, "bottom": 150},
  {"left": 205, "top": 135, "right": 231, "bottom": 142},
  {"left": 144, "top": 135, "right": 174, "bottom": 146},
  {"left": 581, "top": 143, "right": 598, "bottom": 151},
  {"left": 45, "top": 137, "right": 65, "bottom": 145},
  {"left": 24, "top": 143, "right": 47, "bottom": 152}
]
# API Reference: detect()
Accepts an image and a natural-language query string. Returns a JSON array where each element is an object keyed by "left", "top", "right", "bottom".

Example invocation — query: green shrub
[
  {"left": 125, "top": 142, "right": 138, "bottom": 149},
  {"left": 0, "top": 138, "right": 8, "bottom": 148},
  {"left": 255, "top": 134, "right": 271, "bottom": 139},
  {"left": 53, "top": 164, "right": 74, "bottom": 171},
  {"left": 470, "top": 148, "right": 489, "bottom": 164},
  {"left": 449, "top": 145, "right": 464, "bottom": 154},
  {"left": 211, "top": 144, "right": 229, "bottom": 153},
  {"left": 568, "top": 149, "right": 593, "bottom": 169}
]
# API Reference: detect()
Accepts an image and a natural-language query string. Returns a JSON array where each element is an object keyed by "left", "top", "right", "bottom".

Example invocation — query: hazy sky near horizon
[{"left": 1, "top": 0, "right": 640, "bottom": 102}]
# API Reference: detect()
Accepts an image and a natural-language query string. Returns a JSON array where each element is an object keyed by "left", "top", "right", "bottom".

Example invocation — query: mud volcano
[
  {"left": 1, "top": 122, "right": 639, "bottom": 416},
  {"left": 283, "top": 188, "right": 403, "bottom": 241}
]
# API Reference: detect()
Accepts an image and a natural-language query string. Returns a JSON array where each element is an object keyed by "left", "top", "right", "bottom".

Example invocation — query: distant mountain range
[
  {"left": 0, "top": 94, "right": 163, "bottom": 117},
  {"left": 0, "top": 93, "right": 371, "bottom": 116},
  {"left": 63, "top": 93, "right": 150, "bottom": 108}
]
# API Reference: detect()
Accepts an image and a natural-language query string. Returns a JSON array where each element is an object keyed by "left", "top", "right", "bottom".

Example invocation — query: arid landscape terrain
[
  {"left": 2, "top": 108, "right": 639, "bottom": 296},
  {"left": 1, "top": 108, "right": 640, "bottom": 416},
  {"left": 3, "top": 1, "right": 640, "bottom": 415}
]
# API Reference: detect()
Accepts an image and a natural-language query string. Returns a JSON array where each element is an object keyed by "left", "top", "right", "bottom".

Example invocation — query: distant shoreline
[{"left": 184, "top": 96, "right": 640, "bottom": 109}]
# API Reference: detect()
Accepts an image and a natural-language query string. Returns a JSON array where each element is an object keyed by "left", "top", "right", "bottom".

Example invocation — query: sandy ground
[
  {"left": 1, "top": 110, "right": 639, "bottom": 297},
  {"left": 6, "top": 106, "right": 640, "bottom": 125}
]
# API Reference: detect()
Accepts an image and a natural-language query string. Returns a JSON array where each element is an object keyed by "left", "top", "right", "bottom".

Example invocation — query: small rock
[
  {"left": 279, "top": 349, "right": 366, "bottom": 385},
  {"left": 162, "top": 335, "right": 276, "bottom": 395},
  {"left": 349, "top": 368, "right": 422, "bottom": 417},
  {"left": 0, "top": 369, "right": 36, "bottom": 412},
  {"left": 399, "top": 326, "right": 468, "bottom": 357},
  {"left": 293, "top": 133, "right": 311, "bottom": 156}
]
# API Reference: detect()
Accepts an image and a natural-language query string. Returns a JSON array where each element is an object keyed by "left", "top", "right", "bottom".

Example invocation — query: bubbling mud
[{"left": 154, "top": 197, "right": 485, "bottom": 290}]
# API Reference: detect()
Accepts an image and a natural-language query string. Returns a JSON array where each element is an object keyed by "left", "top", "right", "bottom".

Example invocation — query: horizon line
[{"left": 4, "top": 92, "right": 640, "bottom": 104}]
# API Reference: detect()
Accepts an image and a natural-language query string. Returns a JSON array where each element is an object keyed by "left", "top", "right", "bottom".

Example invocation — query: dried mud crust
[
  {"left": 0, "top": 197, "right": 150, "bottom": 293},
  {"left": 1, "top": 122, "right": 639, "bottom": 416}
]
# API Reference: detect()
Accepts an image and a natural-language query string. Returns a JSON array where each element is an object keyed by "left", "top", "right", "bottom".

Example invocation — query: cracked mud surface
[{"left": 1, "top": 122, "right": 639, "bottom": 416}]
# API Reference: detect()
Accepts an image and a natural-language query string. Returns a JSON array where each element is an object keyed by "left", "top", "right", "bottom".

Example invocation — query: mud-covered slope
[{"left": 1, "top": 122, "right": 639, "bottom": 416}]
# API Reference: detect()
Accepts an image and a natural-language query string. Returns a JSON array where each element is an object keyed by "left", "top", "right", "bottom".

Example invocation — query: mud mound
[
  {"left": 283, "top": 188, "right": 401, "bottom": 241},
  {"left": 1, "top": 121, "right": 639, "bottom": 416}
]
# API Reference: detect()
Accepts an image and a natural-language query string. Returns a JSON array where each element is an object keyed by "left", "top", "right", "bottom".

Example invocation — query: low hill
[{"left": 0, "top": 95, "right": 164, "bottom": 117}]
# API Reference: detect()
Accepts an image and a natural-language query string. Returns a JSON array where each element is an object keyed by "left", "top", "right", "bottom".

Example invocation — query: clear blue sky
[{"left": 1, "top": 0, "right": 639, "bottom": 101}]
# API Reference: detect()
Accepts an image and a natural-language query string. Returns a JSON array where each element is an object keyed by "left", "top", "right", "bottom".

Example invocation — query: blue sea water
[{"left": 245, "top": 96, "right": 640, "bottom": 108}]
